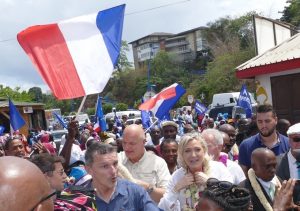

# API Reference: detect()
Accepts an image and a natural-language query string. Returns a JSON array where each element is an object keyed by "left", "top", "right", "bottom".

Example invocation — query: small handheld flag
[
  {"left": 94, "top": 97, "right": 106, "bottom": 132},
  {"left": 53, "top": 112, "right": 67, "bottom": 129},
  {"left": 139, "top": 83, "right": 186, "bottom": 120},
  {"left": 237, "top": 84, "right": 253, "bottom": 118},
  {"left": 141, "top": 98, "right": 151, "bottom": 129},
  {"left": 194, "top": 100, "right": 207, "bottom": 115},
  {"left": 9, "top": 99, "right": 26, "bottom": 131}
]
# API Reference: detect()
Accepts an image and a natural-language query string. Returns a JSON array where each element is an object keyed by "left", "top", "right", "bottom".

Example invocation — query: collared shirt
[
  {"left": 239, "top": 133, "right": 290, "bottom": 167},
  {"left": 96, "top": 179, "right": 160, "bottom": 211},
  {"left": 118, "top": 151, "right": 171, "bottom": 188},
  {"left": 257, "top": 176, "right": 277, "bottom": 200},
  {"left": 287, "top": 150, "right": 299, "bottom": 179}
]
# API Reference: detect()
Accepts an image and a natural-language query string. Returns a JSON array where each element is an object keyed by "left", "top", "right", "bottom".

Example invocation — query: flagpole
[
  {"left": 95, "top": 94, "right": 100, "bottom": 117},
  {"left": 76, "top": 95, "right": 87, "bottom": 118},
  {"left": 144, "top": 118, "right": 159, "bottom": 134}
]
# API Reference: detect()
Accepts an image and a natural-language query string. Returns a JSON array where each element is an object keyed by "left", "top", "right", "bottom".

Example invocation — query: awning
[{"left": 236, "top": 32, "right": 300, "bottom": 79}]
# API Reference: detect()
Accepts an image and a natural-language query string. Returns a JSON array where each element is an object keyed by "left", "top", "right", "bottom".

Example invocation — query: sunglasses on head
[
  {"left": 292, "top": 137, "right": 300, "bottom": 142},
  {"left": 206, "top": 178, "right": 233, "bottom": 190}
]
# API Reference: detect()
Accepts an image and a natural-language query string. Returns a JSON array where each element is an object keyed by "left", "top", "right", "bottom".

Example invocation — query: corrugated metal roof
[
  {"left": 236, "top": 32, "right": 300, "bottom": 71},
  {"left": 0, "top": 101, "right": 44, "bottom": 108}
]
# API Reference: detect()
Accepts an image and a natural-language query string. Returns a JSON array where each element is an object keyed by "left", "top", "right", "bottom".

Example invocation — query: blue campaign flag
[
  {"left": 0, "top": 126, "right": 5, "bottom": 135},
  {"left": 96, "top": 97, "right": 107, "bottom": 131},
  {"left": 194, "top": 100, "right": 208, "bottom": 115},
  {"left": 113, "top": 111, "right": 122, "bottom": 128},
  {"left": 141, "top": 98, "right": 151, "bottom": 129},
  {"left": 9, "top": 99, "right": 26, "bottom": 131},
  {"left": 53, "top": 112, "right": 67, "bottom": 129},
  {"left": 237, "top": 84, "right": 253, "bottom": 118}
]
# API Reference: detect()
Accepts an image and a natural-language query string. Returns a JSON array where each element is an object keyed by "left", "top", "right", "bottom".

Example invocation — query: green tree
[
  {"left": 116, "top": 40, "right": 132, "bottom": 71},
  {"left": 191, "top": 13, "right": 256, "bottom": 103},
  {"left": 0, "top": 85, "right": 33, "bottom": 102},
  {"left": 280, "top": 0, "right": 300, "bottom": 27},
  {"left": 116, "top": 103, "right": 128, "bottom": 111},
  {"left": 28, "top": 87, "right": 43, "bottom": 102}
]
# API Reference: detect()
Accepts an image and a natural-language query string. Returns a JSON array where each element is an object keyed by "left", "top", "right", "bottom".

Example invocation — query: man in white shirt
[
  {"left": 276, "top": 122, "right": 300, "bottom": 205},
  {"left": 202, "top": 128, "right": 245, "bottom": 185},
  {"left": 239, "top": 148, "right": 280, "bottom": 210},
  {"left": 118, "top": 124, "right": 171, "bottom": 203}
]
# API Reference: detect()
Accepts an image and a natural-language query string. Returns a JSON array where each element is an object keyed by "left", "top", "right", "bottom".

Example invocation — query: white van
[
  {"left": 105, "top": 110, "right": 141, "bottom": 123},
  {"left": 211, "top": 92, "right": 257, "bottom": 108},
  {"left": 208, "top": 92, "right": 257, "bottom": 120}
]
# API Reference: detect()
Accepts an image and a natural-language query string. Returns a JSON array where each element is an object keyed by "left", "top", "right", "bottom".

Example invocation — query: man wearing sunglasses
[
  {"left": 276, "top": 122, "right": 300, "bottom": 205},
  {"left": 0, "top": 156, "right": 54, "bottom": 211}
]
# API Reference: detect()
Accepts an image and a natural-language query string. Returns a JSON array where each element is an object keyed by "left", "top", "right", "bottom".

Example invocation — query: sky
[{"left": 0, "top": 0, "right": 288, "bottom": 92}]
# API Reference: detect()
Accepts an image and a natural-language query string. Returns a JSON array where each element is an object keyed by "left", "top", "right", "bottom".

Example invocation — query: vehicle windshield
[{"left": 209, "top": 106, "right": 234, "bottom": 120}]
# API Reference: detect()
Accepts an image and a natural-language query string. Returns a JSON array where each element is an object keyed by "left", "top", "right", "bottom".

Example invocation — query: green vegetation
[{"left": 4, "top": 5, "right": 299, "bottom": 113}]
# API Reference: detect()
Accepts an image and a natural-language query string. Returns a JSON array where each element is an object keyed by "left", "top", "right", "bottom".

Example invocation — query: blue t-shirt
[
  {"left": 96, "top": 179, "right": 161, "bottom": 211},
  {"left": 238, "top": 133, "right": 290, "bottom": 168}
]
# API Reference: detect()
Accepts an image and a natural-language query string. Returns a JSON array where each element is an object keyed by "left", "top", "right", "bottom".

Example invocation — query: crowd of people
[{"left": 0, "top": 104, "right": 299, "bottom": 210}]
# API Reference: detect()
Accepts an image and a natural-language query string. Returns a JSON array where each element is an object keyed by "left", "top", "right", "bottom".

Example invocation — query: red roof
[{"left": 236, "top": 33, "right": 300, "bottom": 79}]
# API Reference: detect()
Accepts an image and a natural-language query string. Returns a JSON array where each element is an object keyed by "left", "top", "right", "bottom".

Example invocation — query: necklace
[
  {"left": 248, "top": 168, "right": 281, "bottom": 211},
  {"left": 182, "top": 160, "right": 211, "bottom": 211}
]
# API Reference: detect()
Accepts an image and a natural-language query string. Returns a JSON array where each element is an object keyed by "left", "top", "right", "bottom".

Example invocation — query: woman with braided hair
[
  {"left": 196, "top": 178, "right": 251, "bottom": 211},
  {"left": 158, "top": 132, "right": 233, "bottom": 211}
]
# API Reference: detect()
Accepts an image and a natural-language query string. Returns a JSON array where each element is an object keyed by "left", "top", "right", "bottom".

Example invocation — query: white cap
[{"left": 287, "top": 123, "right": 300, "bottom": 136}]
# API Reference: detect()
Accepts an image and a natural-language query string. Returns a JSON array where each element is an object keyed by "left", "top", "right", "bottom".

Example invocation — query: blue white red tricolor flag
[
  {"left": 237, "top": 84, "right": 253, "bottom": 118},
  {"left": 139, "top": 83, "right": 186, "bottom": 120},
  {"left": 9, "top": 99, "right": 26, "bottom": 131},
  {"left": 194, "top": 100, "right": 207, "bottom": 115},
  {"left": 17, "top": 5, "right": 125, "bottom": 99},
  {"left": 94, "top": 96, "right": 106, "bottom": 132}
]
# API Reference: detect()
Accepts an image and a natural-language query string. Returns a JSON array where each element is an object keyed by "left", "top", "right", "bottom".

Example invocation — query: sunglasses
[
  {"left": 206, "top": 178, "right": 233, "bottom": 190},
  {"left": 30, "top": 191, "right": 56, "bottom": 211},
  {"left": 292, "top": 137, "right": 300, "bottom": 142}
]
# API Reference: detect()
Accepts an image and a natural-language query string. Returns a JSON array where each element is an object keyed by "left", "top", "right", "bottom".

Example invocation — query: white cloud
[{"left": 0, "top": 0, "right": 289, "bottom": 91}]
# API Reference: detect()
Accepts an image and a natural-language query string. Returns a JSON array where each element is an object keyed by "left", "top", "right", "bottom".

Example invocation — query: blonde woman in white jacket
[{"left": 158, "top": 132, "right": 233, "bottom": 211}]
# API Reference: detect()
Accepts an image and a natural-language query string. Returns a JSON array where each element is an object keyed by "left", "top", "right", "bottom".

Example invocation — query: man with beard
[
  {"left": 238, "top": 104, "right": 289, "bottom": 176},
  {"left": 276, "top": 122, "right": 300, "bottom": 205}
]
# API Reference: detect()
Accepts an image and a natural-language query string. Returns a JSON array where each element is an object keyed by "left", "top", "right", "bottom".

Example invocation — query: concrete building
[
  {"left": 129, "top": 32, "right": 173, "bottom": 70},
  {"left": 129, "top": 27, "right": 208, "bottom": 69}
]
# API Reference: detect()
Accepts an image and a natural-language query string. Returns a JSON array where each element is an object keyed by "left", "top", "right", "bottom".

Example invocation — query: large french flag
[
  {"left": 139, "top": 83, "right": 186, "bottom": 120},
  {"left": 17, "top": 5, "right": 125, "bottom": 99}
]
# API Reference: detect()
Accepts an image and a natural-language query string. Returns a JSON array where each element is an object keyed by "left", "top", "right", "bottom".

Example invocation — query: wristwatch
[{"left": 146, "top": 184, "right": 154, "bottom": 194}]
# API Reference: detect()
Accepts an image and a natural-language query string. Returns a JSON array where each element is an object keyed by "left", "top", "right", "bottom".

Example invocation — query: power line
[
  {"left": 0, "top": 0, "right": 191, "bottom": 44},
  {"left": 126, "top": 0, "right": 191, "bottom": 16}
]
